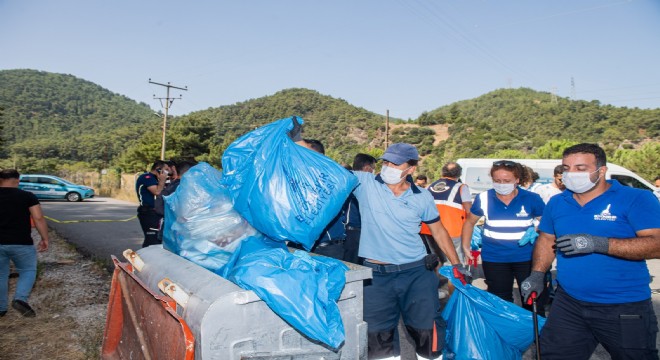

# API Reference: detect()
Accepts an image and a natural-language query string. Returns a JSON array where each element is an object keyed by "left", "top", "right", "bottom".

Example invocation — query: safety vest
[
  {"left": 478, "top": 191, "right": 532, "bottom": 241},
  {"left": 420, "top": 178, "right": 467, "bottom": 237}
]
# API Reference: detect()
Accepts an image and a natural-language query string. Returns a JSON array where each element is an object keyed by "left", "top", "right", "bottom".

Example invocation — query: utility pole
[{"left": 149, "top": 79, "right": 188, "bottom": 160}]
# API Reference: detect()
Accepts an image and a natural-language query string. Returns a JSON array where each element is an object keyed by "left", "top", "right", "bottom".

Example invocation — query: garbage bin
[{"left": 127, "top": 246, "right": 371, "bottom": 360}]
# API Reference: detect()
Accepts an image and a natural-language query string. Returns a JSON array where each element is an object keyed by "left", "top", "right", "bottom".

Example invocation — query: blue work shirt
[
  {"left": 353, "top": 171, "right": 440, "bottom": 265},
  {"left": 539, "top": 180, "right": 660, "bottom": 303},
  {"left": 471, "top": 188, "right": 545, "bottom": 262},
  {"left": 344, "top": 193, "right": 361, "bottom": 228},
  {"left": 136, "top": 172, "right": 158, "bottom": 208},
  {"left": 318, "top": 209, "right": 347, "bottom": 242}
]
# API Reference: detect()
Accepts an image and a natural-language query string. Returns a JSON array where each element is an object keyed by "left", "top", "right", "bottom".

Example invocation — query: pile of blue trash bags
[
  {"left": 162, "top": 117, "right": 356, "bottom": 349},
  {"left": 162, "top": 116, "right": 546, "bottom": 356}
]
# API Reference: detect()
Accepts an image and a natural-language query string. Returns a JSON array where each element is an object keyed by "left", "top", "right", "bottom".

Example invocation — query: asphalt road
[{"left": 40, "top": 196, "right": 143, "bottom": 266}]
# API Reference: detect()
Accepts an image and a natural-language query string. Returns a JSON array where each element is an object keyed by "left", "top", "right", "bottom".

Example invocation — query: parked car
[{"left": 18, "top": 174, "right": 95, "bottom": 202}]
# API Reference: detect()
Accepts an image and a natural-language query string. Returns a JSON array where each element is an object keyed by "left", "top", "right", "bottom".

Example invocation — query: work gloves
[
  {"left": 556, "top": 233, "right": 609, "bottom": 256},
  {"left": 287, "top": 116, "right": 303, "bottom": 142},
  {"left": 518, "top": 227, "right": 539, "bottom": 246},
  {"left": 520, "top": 270, "right": 545, "bottom": 305},
  {"left": 471, "top": 225, "right": 483, "bottom": 250},
  {"left": 452, "top": 264, "right": 472, "bottom": 285}
]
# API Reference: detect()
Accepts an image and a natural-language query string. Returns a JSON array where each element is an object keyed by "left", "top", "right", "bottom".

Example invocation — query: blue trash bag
[
  {"left": 162, "top": 162, "right": 348, "bottom": 348},
  {"left": 221, "top": 116, "right": 358, "bottom": 250},
  {"left": 219, "top": 235, "right": 349, "bottom": 349},
  {"left": 518, "top": 227, "right": 539, "bottom": 246},
  {"left": 162, "top": 162, "right": 263, "bottom": 272},
  {"left": 439, "top": 266, "right": 546, "bottom": 360}
]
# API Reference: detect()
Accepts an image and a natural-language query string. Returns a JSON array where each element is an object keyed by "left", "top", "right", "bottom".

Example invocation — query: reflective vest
[{"left": 420, "top": 178, "right": 467, "bottom": 237}]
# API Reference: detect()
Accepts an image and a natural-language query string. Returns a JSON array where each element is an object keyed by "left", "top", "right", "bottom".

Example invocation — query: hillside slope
[{"left": 0, "top": 69, "right": 158, "bottom": 168}]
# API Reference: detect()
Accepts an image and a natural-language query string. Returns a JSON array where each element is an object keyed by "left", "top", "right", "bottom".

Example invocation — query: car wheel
[{"left": 66, "top": 192, "right": 82, "bottom": 202}]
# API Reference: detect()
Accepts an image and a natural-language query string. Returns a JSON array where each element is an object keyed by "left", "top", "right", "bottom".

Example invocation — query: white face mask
[
  {"left": 562, "top": 168, "right": 601, "bottom": 194},
  {"left": 493, "top": 183, "right": 516, "bottom": 195},
  {"left": 380, "top": 165, "right": 410, "bottom": 185}
]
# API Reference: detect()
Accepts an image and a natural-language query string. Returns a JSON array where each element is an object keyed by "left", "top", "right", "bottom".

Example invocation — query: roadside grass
[{"left": 0, "top": 230, "right": 111, "bottom": 360}]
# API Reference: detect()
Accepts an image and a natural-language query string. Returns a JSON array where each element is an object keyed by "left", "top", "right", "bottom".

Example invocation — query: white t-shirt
[{"left": 533, "top": 183, "right": 562, "bottom": 204}]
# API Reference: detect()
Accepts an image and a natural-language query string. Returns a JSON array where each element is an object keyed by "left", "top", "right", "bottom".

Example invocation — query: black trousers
[
  {"left": 137, "top": 206, "right": 162, "bottom": 248},
  {"left": 344, "top": 228, "right": 362, "bottom": 264},
  {"left": 312, "top": 241, "right": 345, "bottom": 261},
  {"left": 540, "top": 286, "right": 658, "bottom": 360},
  {"left": 482, "top": 260, "right": 548, "bottom": 312}
]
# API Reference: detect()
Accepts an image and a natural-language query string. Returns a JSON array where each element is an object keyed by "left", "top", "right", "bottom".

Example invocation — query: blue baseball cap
[{"left": 380, "top": 143, "right": 419, "bottom": 165}]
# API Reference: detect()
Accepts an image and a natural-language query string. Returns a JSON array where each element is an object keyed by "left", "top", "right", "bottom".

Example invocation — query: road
[
  {"left": 40, "top": 196, "right": 142, "bottom": 266},
  {"left": 41, "top": 196, "right": 660, "bottom": 359}
]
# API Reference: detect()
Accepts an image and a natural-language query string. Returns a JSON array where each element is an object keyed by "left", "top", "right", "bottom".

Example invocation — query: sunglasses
[{"left": 492, "top": 160, "right": 517, "bottom": 167}]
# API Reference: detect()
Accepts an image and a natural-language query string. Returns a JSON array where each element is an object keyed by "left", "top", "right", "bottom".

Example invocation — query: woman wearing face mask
[{"left": 460, "top": 160, "right": 546, "bottom": 312}]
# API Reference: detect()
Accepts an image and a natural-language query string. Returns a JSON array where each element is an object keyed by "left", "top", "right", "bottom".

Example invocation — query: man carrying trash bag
[{"left": 353, "top": 143, "right": 471, "bottom": 359}]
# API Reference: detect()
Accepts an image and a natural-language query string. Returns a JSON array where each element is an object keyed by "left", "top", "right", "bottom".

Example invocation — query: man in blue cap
[{"left": 353, "top": 143, "right": 471, "bottom": 359}]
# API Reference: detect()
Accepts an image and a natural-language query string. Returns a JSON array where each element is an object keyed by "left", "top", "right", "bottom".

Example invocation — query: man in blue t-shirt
[
  {"left": 354, "top": 143, "right": 470, "bottom": 360},
  {"left": 135, "top": 160, "right": 169, "bottom": 247},
  {"left": 521, "top": 143, "right": 660, "bottom": 360}
]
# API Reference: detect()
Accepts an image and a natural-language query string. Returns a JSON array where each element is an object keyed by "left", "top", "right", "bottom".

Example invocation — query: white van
[{"left": 456, "top": 158, "right": 660, "bottom": 201}]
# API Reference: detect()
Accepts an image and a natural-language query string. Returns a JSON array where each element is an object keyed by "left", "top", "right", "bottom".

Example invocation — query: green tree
[
  {"left": 611, "top": 142, "right": 660, "bottom": 181},
  {"left": 534, "top": 140, "right": 579, "bottom": 159}
]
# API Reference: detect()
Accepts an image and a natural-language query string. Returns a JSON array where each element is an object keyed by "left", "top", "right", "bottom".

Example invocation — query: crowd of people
[
  {"left": 2, "top": 126, "right": 657, "bottom": 360},
  {"left": 129, "top": 138, "right": 660, "bottom": 360}
]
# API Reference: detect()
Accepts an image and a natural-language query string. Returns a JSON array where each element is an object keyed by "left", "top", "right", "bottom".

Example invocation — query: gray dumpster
[{"left": 127, "top": 246, "right": 371, "bottom": 360}]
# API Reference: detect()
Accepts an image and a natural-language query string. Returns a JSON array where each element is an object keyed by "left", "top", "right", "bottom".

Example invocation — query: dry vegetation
[{"left": 0, "top": 230, "right": 110, "bottom": 360}]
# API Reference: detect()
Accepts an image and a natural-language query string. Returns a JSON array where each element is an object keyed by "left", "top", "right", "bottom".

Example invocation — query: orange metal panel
[{"left": 101, "top": 256, "right": 194, "bottom": 360}]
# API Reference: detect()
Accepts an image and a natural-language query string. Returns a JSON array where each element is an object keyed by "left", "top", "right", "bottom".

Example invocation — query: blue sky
[{"left": 2, "top": 0, "right": 659, "bottom": 119}]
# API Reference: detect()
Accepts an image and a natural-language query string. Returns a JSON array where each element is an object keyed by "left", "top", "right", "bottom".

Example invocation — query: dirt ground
[{"left": 0, "top": 230, "right": 110, "bottom": 360}]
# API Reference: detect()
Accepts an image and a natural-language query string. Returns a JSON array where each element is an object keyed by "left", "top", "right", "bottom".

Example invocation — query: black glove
[
  {"left": 287, "top": 116, "right": 303, "bottom": 142},
  {"left": 556, "top": 233, "right": 609, "bottom": 256},
  {"left": 452, "top": 264, "right": 472, "bottom": 285},
  {"left": 520, "top": 270, "right": 545, "bottom": 305}
]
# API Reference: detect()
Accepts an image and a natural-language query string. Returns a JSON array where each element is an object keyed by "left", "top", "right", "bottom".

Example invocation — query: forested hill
[
  {"left": 419, "top": 87, "right": 660, "bottom": 160},
  {"left": 115, "top": 88, "right": 390, "bottom": 170},
  {"left": 0, "top": 69, "right": 158, "bottom": 168},
  {"left": 0, "top": 70, "right": 658, "bottom": 181}
]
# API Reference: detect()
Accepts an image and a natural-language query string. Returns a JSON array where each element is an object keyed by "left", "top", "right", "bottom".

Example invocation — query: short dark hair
[
  {"left": 0, "top": 169, "right": 20, "bottom": 180},
  {"left": 406, "top": 159, "right": 419, "bottom": 167},
  {"left": 303, "top": 139, "right": 325, "bottom": 155},
  {"left": 176, "top": 160, "right": 197, "bottom": 176},
  {"left": 415, "top": 174, "right": 428, "bottom": 182},
  {"left": 150, "top": 160, "right": 168, "bottom": 171},
  {"left": 563, "top": 143, "right": 607, "bottom": 167},
  {"left": 441, "top": 162, "right": 462, "bottom": 178},
  {"left": 553, "top": 165, "right": 564, "bottom": 176},
  {"left": 352, "top": 153, "right": 377, "bottom": 171}
]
